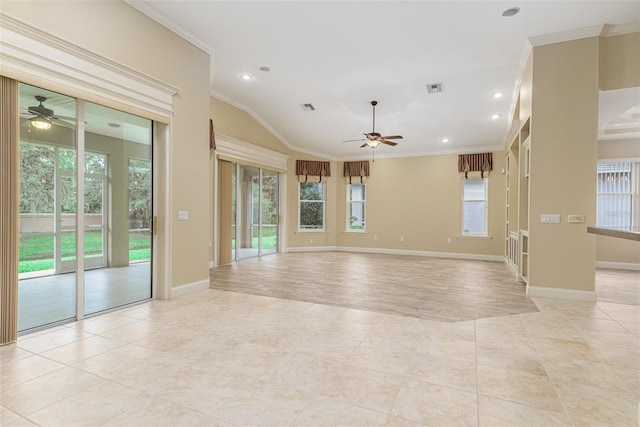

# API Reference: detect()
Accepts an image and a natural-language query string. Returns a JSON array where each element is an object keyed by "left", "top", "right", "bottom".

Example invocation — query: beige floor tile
[
  {"left": 0, "top": 354, "right": 65, "bottom": 393},
  {"left": 1, "top": 406, "right": 21, "bottom": 425},
  {"left": 303, "top": 303, "right": 348, "bottom": 319},
  {"left": 349, "top": 341, "right": 414, "bottom": 376},
  {"left": 292, "top": 398, "right": 388, "bottom": 426},
  {"left": 97, "top": 319, "right": 170, "bottom": 343},
  {"left": 570, "top": 317, "right": 631, "bottom": 333},
  {"left": 211, "top": 388, "right": 309, "bottom": 426},
  {"left": 17, "top": 328, "right": 93, "bottom": 354},
  {"left": 621, "top": 320, "right": 640, "bottom": 337},
  {"left": 405, "top": 353, "right": 477, "bottom": 393},
  {"left": 28, "top": 380, "right": 148, "bottom": 426},
  {"left": 103, "top": 395, "right": 212, "bottom": 427},
  {"left": 555, "top": 380, "right": 639, "bottom": 426},
  {"left": 39, "top": 335, "right": 125, "bottom": 365},
  {"left": 312, "top": 319, "right": 376, "bottom": 342},
  {"left": 580, "top": 329, "right": 640, "bottom": 350},
  {"left": 4, "top": 417, "right": 38, "bottom": 426},
  {"left": 74, "top": 344, "right": 173, "bottom": 379},
  {"left": 130, "top": 326, "right": 201, "bottom": 352},
  {"left": 71, "top": 313, "right": 140, "bottom": 335},
  {"left": 391, "top": 379, "right": 478, "bottom": 426},
  {"left": 476, "top": 346, "right": 547, "bottom": 377},
  {"left": 0, "top": 345, "right": 32, "bottom": 367},
  {"left": 612, "top": 365, "right": 640, "bottom": 398},
  {"left": 415, "top": 333, "right": 477, "bottom": 363},
  {"left": 545, "top": 358, "right": 634, "bottom": 394},
  {"left": 478, "top": 395, "right": 571, "bottom": 426},
  {"left": 298, "top": 333, "right": 363, "bottom": 361},
  {"left": 593, "top": 344, "right": 640, "bottom": 370},
  {"left": 338, "top": 308, "right": 386, "bottom": 325},
  {"left": 385, "top": 415, "right": 427, "bottom": 426},
  {"left": 0, "top": 367, "right": 103, "bottom": 416},
  {"left": 477, "top": 365, "right": 564, "bottom": 412},
  {"left": 532, "top": 336, "right": 604, "bottom": 364},
  {"left": 322, "top": 365, "right": 403, "bottom": 413}
]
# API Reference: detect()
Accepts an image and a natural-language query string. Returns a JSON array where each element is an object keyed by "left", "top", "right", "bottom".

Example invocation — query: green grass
[
  {"left": 19, "top": 230, "right": 151, "bottom": 273},
  {"left": 232, "top": 225, "right": 277, "bottom": 250}
]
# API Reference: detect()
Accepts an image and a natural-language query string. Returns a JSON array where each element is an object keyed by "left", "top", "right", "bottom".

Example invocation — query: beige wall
[
  {"left": 529, "top": 37, "right": 600, "bottom": 292},
  {"left": 3, "top": 1, "right": 212, "bottom": 289},
  {"left": 600, "top": 32, "right": 640, "bottom": 90},
  {"left": 335, "top": 155, "right": 505, "bottom": 256}
]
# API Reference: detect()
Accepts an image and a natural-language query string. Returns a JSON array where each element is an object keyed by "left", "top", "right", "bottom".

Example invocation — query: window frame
[
  {"left": 596, "top": 160, "right": 639, "bottom": 231},
  {"left": 461, "top": 178, "right": 489, "bottom": 237},
  {"left": 298, "top": 181, "right": 326, "bottom": 232},
  {"left": 346, "top": 183, "right": 366, "bottom": 232}
]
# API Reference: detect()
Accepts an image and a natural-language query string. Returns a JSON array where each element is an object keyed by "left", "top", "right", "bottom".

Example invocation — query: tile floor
[{"left": 1, "top": 288, "right": 639, "bottom": 426}]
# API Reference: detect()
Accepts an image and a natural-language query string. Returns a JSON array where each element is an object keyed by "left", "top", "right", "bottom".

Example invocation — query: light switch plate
[
  {"left": 178, "top": 210, "right": 189, "bottom": 221},
  {"left": 540, "top": 214, "right": 560, "bottom": 224},
  {"left": 567, "top": 215, "right": 585, "bottom": 223}
]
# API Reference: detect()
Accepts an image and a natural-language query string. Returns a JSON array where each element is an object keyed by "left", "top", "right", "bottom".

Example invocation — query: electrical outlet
[
  {"left": 447, "top": 238, "right": 452, "bottom": 244},
  {"left": 309, "top": 238, "right": 313, "bottom": 244},
  {"left": 373, "top": 235, "right": 378, "bottom": 241},
  {"left": 400, "top": 236, "right": 404, "bottom": 242}
]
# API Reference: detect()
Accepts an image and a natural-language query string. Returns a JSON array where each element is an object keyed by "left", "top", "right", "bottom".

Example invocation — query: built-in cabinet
[{"left": 504, "top": 112, "right": 531, "bottom": 284}]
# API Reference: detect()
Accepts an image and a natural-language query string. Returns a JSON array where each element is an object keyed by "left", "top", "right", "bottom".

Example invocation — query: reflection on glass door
[
  {"left": 83, "top": 101, "right": 152, "bottom": 316},
  {"left": 18, "top": 84, "right": 77, "bottom": 331},
  {"left": 232, "top": 163, "right": 279, "bottom": 260},
  {"left": 17, "top": 82, "right": 153, "bottom": 332},
  {"left": 261, "top": 169, "right": 278, "bottom": 256}
]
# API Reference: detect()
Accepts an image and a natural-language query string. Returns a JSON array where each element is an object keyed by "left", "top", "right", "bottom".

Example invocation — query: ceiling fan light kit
[
  {"left": 344, "top": 100, "right": 403, "bottom": 151},
  {"left": 30, "top": 116, "right": 52, "bottom": 130}
]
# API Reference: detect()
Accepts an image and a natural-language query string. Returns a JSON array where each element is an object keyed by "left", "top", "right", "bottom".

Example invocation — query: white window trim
[
  {"left": 461, "top": 178, "right": 489, "bottom": 237},
  {"left": 298, "top": 181, "right": 326, "bottom": 232},
  {"left": 596, "top": 159, "right": 639, "bottom": 231},
  {"left": 346, "top": 183, "right": 366, "bottom": 232}
]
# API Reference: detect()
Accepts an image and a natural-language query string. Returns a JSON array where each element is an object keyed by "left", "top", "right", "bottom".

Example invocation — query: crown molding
[
  {"left": 125, "top": 1, "right": 213, "bottom": 56},
  {"left": 601, "top": 22, "right": 640, "bottom": 37},
  {"left": 528, "top": 24, "right": 605, "bottom": 47},
  {"left": 0, "top": 12, "right": 178, "bottom": 120}
]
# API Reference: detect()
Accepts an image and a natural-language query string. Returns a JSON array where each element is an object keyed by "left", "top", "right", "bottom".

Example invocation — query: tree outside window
[
  {"left": 347, "top": 184, "right": 365, "bottom": 231},
  {"left": 462, "top": 178, "right": 488, "bottom": 236},
  {"left": 299, "top": 182, "right": 324, "bottom": 230}
]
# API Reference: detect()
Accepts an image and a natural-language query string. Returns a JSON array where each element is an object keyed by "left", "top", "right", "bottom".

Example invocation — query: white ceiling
[{"left": 127, "top": 1, "right": 639, "bottom": 160}]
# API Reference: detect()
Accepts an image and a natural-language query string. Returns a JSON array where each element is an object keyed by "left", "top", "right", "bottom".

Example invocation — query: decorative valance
[
  {"left": 296, "top": 160, "right": 331, "bottom": 183},
  {"left": 343, "top": 161, "right": 370, "bottom": 184},
  {"left": 458, "top": 153, "right": 493, "bottom": 178}
]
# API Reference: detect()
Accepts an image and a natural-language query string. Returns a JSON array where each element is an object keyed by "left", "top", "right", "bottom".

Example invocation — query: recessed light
[
  {"left": 493, "top": 92, "right": 503, "bottom": 99},
  {"left": 240, "top": 73, "right": 253, "bottom": 81},
  {"left": 259, "top": 66, "right": 271, "bottom": 72},
  {"left": 491, "top": 114, "right": 501, "bottom": 120},
  {"left": 502, "top": 7, "right": 520, "bottom": 17},
  {"left": 442, "top": 138, "right": 450, "bottom": 143}
]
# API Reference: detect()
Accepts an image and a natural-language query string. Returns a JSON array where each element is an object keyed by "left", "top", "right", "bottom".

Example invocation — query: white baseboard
[
  {"left": 171, "top": 279, "right": 209, "bottom": 298},
  {"left": 526, "top": 285, "right": 596, "bottom": 302},
  {"left": 285, "top": 245, "right": 502, "bottom": 262},
  {"left": 596, "top": 261, "right": 640, "bottom": 271},
  {"left": 286, "top": 246, "right": 338, "bottom": 253},
  {"left": 335, "top": 246, "right": 503, "bottom": 262}
]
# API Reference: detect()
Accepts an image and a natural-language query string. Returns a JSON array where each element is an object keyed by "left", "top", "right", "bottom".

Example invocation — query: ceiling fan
[
  {"left": 21, "top": 95, "right": 74, "bottom": 130},
  {"left": 343, "top": 100, "right": 403, "bottom": 149}
]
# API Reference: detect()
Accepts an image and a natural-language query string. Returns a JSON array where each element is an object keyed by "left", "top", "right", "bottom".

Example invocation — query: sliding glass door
[
  {"left": 231, "top": 163, "right": 279, "bottom": 260},
  {"left": 18, "top": 83, "right": 153, "bottom": 332}
]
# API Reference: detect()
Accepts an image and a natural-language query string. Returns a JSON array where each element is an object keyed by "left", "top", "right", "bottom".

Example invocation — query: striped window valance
[
  {"left": 296, "top": 160, "right": 331, "bottom": 183},
  {"left": 458, "top": 153, "right": 493, "bottom": 178},
  {"left": 344, "top": 161, "right": 370, "bottom": 184}
]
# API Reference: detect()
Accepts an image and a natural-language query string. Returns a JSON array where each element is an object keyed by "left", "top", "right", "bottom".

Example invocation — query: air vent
[
  {"left": 301, "top": 103, "right": 315, "bottom": 111},
  {"left": 426, "top": 82, "right": 444, "bottom": 94}
]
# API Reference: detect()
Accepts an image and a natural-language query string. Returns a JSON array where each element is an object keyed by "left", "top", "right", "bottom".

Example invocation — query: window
[
  {"left": 462, "top": 178, "right": 488, "bottom": 235},
  {"left": 299, "top": 182, "right": 325, "bottom": 230},
  {"left": 597, "top": 161, "right": 638, "bottom": 231},
  {"left": 347, "top": 184, "right": 366, "bottom": 231}
]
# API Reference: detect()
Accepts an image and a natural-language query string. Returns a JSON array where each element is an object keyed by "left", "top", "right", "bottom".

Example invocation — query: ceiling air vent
[
  {"left": 301, "top": 103, "right": 315, "bottom": 111},
  {"left": 426, "top": 82, "right": 444, "bottom": 94}
]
